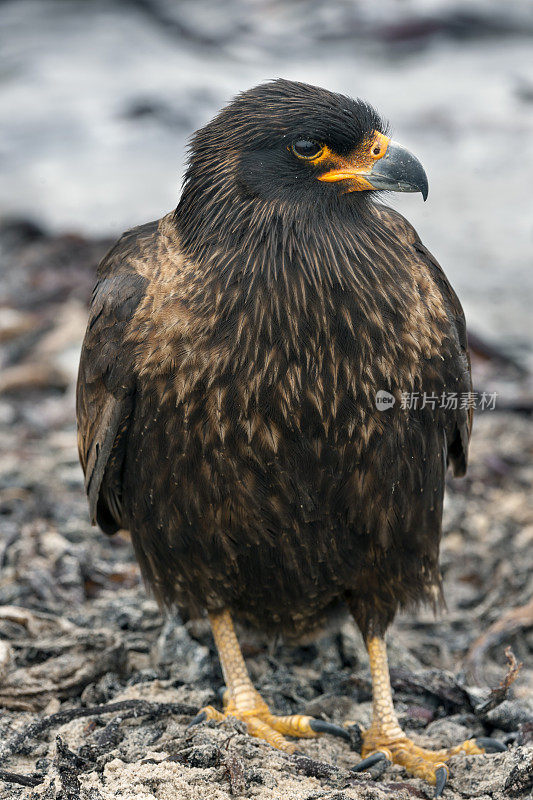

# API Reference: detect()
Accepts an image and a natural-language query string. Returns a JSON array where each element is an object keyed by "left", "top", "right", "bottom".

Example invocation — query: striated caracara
[{"left": 77, "top": 79, "right": 505, "bottom": 795}]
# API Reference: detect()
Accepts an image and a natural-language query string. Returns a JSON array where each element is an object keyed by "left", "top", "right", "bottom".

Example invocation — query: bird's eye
[{"left": 291, "top": 140, "right": 324, "bottom": 160}]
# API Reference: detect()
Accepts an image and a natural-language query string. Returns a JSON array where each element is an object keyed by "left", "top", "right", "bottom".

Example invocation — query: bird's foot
[
  {"left": 190, "top": 690, "right": 349, "bottom": 753},
  {"left": 353, "top": 729, "right": 506, "bottom": 796}
]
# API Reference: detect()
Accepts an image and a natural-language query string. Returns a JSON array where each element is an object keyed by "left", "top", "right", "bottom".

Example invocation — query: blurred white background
[{"left": 1, "top": 0, "right": 533, "bottom": 362}]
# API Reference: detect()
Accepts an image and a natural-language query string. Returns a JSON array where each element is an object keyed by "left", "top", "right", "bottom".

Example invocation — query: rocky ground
[{"left": 0, "top": 221, "right": 532, "bottom": 800}]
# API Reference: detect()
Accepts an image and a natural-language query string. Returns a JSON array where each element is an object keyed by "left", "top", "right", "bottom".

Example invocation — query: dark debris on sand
[{"left": 0, "top": 219, "right": 531, "bottom": 799}]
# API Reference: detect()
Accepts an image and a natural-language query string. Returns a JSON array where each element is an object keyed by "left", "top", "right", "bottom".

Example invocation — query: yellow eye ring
[{"left": 291, "top": 140, "right": 325, "bottom": 160}]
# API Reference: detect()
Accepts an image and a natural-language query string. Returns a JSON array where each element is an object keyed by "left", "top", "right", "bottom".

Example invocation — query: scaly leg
[
  {"left": 353, "top": 636, "right": 506, "bottom": 796},
  {"left": 190, "top": 609, "right": 348, "bottom": 751}
]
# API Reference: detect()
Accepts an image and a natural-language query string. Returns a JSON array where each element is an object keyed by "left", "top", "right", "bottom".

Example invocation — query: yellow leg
[
  {"left": 354, "top": 636, "right": 505, "bottom": 794},
  {"left": 191, "top": 609, "right": 348, "bottom": 751}
]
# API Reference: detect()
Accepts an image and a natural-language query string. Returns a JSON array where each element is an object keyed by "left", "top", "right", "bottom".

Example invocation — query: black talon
[
  {"left": 309, "top": 719, "right": 351, "bottom": 741},
  {"left": 351, "top": 751, "right": 389, "bottom": 772},
  {"left": 434, "top": 766, "right": 448, "bottom": 797},
  {"left": 187, "top": 711, "right": 207, "bottom": 729},
  {"left": 476, "top": 737, "right": 507, "bottom": 753}
]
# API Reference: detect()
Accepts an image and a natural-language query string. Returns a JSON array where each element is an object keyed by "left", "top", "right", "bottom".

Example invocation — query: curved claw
[
  {"left": 434, "top": 765, "right": 448, "bottom": 798},
  {"left": 186, "top": 710, "right": 207, "bottom": 729},
  {"left": 309, "top": 719, "right": 351, "bottom": 741},
  {"left": 351, "top": 750, "right": 390, "bottom": 772},
  {"left": 475, "top": 737, "right": 507, "bottom": 753}
]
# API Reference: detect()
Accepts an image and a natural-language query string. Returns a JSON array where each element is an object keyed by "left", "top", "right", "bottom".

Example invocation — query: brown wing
[
  {"left": 76, "top": 224, "right": 152, "bottom": 533},
  {"left": 377, "top": 205, "right": 473, "bottom": 477}
]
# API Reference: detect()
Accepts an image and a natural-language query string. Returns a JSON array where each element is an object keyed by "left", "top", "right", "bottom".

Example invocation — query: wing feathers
[
  {"left": 377, "top": 205, "right": 472, "bottom": 477},
  {"left": 77, "top": 224, "right": 154, "bottom": 533}
]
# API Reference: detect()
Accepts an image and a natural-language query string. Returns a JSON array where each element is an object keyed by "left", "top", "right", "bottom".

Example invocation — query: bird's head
[{"left": 181, "top": 79, "right": 428, "bottom": 218}]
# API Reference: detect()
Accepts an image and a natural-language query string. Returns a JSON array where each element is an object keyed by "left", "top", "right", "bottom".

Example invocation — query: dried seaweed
[
  {"left": 0, "top": 700, "right": 196, "bottom": 764},
  {"left": 0, "top": 771, "right": 43, "bottom": 789},
  {"left": 476, "top": 647, "right": 524, "bottom": 717}
]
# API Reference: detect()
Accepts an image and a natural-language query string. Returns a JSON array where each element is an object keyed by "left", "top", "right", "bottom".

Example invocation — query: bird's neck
[{"left": 173, "top": 186, "right": 398, "bottom": 297}]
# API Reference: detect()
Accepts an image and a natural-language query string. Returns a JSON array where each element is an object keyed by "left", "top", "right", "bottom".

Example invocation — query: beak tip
[{"left": 417, "top": 170, "right": 429, "bottom": 202}]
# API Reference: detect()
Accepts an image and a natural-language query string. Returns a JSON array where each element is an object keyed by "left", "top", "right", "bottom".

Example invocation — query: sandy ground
[{"left": 0, "top": 222, "right": 532, "bottom": 798}]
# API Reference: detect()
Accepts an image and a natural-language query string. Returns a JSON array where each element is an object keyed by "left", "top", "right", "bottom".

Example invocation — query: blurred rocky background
[{"left": 0, "top": 1, "right": 532, "bottom": 798}]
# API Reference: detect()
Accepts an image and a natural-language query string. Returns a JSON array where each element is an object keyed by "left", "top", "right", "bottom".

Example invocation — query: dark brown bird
[{"left": 77, "top": 79, "right": 504, "bottom": 794}]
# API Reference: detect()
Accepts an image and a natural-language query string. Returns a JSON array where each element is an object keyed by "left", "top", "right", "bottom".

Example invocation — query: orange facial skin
[{"left": 316, "top": 131, "right": 391, "bottom": 191}]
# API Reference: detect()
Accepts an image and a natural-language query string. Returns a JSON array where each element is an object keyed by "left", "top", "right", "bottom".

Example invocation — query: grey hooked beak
[{"left": 365, "top": 140, "right": 429, "bottom": 201}]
